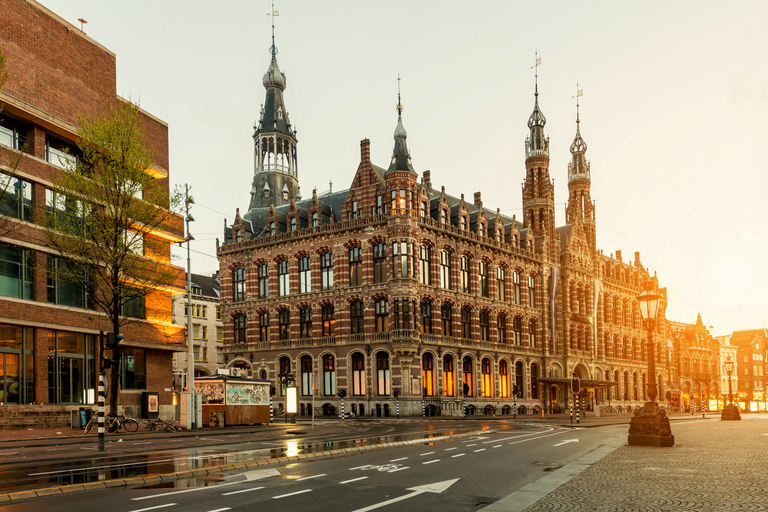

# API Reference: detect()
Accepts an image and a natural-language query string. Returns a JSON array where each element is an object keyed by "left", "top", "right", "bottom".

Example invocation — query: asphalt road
[{"left": 0, "top": 422, "right": 629, "bottom": 512}]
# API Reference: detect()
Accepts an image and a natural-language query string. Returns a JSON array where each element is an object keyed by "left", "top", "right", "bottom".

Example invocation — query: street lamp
[
  {"left": 722, "top": 356, "right": 741, "bottom": 420},
  {"left": 627, "top": 281, "right": 674, "bottom": 447}
]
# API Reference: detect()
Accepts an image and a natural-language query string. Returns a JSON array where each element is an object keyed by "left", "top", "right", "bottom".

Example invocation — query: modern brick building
[
  {"left": 0, "top": 0, "right": 185, "bottom": 428},
  {"left": 217, "top": 37, "right": 675, "bottom": 418}
]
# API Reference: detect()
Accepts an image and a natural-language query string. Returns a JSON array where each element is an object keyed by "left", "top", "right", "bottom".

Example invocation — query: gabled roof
[{"left": 190, "top": 273, "right": 220, "bottom": 298}]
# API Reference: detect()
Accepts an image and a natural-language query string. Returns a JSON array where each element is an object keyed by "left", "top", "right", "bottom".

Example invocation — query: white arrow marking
[
  {"left": 351, "top": 478, "right": 460, "bottom": 512},
  {"left": 554, "top": 439, "right": 580, "bottom": 447}
]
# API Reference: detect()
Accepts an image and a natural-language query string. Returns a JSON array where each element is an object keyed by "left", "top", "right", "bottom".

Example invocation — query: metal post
[
  {"left": 513, "top": 390, "right": 517, "bottom": 419},
  {"left": 396, "top": 398, "right": 400, "bottom": 419},
  {"left": 270, "top": 394, "right": 273, "bottom": 423},
  {"left": 98, "top": 373, "right": 105, "bottom": 452},
  {"left": 576, "top": 394, "right": 580, "bottom": 424},
  {"left": 185, "top": 185, "right": 196, "bottom": 430},
  {"left": 422, "top": 396, "right": 425, "bottom": 418},
  {"left": 341, "top": 397, "right": 345, "bottom": 421},
  {"left": 570, "top": 395, "right": 573, "bottom": 426}
]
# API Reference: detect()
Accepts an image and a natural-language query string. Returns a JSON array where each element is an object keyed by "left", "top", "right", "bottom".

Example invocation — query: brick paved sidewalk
[{"left": 517, "top": 414, "right": 768, "bottom": 511}]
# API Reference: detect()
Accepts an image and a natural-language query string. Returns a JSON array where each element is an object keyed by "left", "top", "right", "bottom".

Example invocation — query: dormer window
[
  {"left": 290, "top": 217, "right": 297, "bottom": 232},
  {"left": 352, "top": 200, "right": 358, "bottom": 219},
  {"left": 312, "top": 212, "right": 318, "bottom": 227},
  {"left": 263, "top": 182, "right": 270, "bottom": 199},
  {"left": 460, "top": 216, "right": 467, "bottom": 231},
  {"left": 440, "top": 209, "right": 447, "bottom": 225},
  {"left": 236, "top": 229, "right": 242, "bottom": 243},
  {"left": 282, "top": 183, "right": 289, "bottom": 201},
  {"left": 192, "top": 285, "right": 202, "bottom": 295},
  {"left": 276, "top": 106, "right": 283, "bottom": 120},
  {"left": 479, "top": 223, "right": 485, "bottom": 237},
  {"left": 420, "top": 201, "right": 427, "bottom": 218},
  {"left": 270, "top": 222, "right": 276, "bottom": 236}
]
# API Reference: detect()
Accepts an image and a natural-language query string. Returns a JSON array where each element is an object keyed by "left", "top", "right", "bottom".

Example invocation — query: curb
[{"left": 0, "top": 428, "right": 493, "bottom": 502}]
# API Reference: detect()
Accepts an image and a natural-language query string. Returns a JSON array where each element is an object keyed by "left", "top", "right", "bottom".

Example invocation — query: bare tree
[
  {"left": 43, "top": 101, "right": 183, "bottom": 411},
  {"left": 0, "top": 48, "right": 27, "bottom": 238}
]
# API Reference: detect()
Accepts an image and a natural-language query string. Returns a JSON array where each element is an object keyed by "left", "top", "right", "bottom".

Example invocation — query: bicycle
[
  {"left": 105, "top": 406, "right": 139, "bottom": 433},
  {"left": 141, "top": 417, "right": 178, "bottom": 432}
]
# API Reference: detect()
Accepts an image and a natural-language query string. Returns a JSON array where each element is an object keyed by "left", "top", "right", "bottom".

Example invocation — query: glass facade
[
  {"left": 47, "top": 330, "right": 96, "bottom": 404},
  {"left": 0, "top": 324, "right": 34, "bottom": 405}
]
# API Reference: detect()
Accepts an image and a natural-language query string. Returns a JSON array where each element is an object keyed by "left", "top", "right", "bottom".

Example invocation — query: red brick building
[
  {"left": 0, "top": 0, "right": 185, "bottom": 427},
  {"left": 728, "top": 329, "right": 768, "bottom": 411},
  {"left": 217, "top": 40, "right": 672, "bottom": 417},
  {"left": 665, "top": 314, "right": 720, "bottom": 412}
]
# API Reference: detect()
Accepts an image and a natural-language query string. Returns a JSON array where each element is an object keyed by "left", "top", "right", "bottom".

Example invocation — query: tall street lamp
[
  {"left": 721, "top": 356, "right": 741, "bottom": 420},
  {"left": 627, "top": 281, "right": 675, "bottom": 447}
]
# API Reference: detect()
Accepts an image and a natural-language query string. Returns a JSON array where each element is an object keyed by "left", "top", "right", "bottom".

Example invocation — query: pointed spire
[
  {"left": 568, "top": 84, "right": 589, "bottom": 179},
  {"left": 387, "top": 75, "right": 416, "bottom": 174},
  {"left": 526, "top": 52, "right": 548, "bottom": 157}
]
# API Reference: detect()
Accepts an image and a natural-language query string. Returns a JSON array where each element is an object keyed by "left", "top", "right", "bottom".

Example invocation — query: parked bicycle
[
  {"left": 83, "top": 406, "right": 138, "bottom": 434},
  {"left": 141, "top": 417, "right": 178, "bottom": 432}
]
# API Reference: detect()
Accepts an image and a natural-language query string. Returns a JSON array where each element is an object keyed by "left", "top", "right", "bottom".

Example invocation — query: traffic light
[
  {"left": 106, "top": 332, "right": 125, "bottom": 350},
  {"left": 570, "top": 377, "right": 581, "bottom": 395},
  {"left": 102, "top": 356, "right": 118, "bottom": 369},
  {"left": 513, "top": 385, "right": 520, "bottom": 398},
  {"left": 393, "top": 388, "right": 399, "bottom": 399},
  {"left": 338, "top": 389, "right": 347, "bottom": 398}
]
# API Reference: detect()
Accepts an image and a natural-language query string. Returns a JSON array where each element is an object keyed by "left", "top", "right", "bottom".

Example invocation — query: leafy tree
[{"left": 43, "top": 101, "right": 183, "bottom": 411}]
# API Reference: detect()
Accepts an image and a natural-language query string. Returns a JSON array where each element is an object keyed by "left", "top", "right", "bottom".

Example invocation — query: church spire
[
  {"left": 386, "top": 75, "right": 416, "bottom": 175},
  {"left": 526, "top": 51, "right": 549, "bottom": 157},
  {"left": 565, "top": 84, "right": 596, "bottom": 252}
]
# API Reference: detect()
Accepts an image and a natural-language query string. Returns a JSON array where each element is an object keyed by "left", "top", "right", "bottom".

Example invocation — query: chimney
[
  {"left": 615, "top": 250, "right": 622, "bottom": 262},
  {"left": 474, "top": 192, "right": 482, "bottom": 205},
  {"left": 422, "top": 170, "right": 432, "bottom": 193},
  {"left": 360, "top": 139, "right": 370, "bottom": 162}
]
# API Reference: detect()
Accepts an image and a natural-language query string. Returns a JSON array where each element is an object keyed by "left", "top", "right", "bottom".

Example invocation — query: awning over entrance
[{"left": 537, "top": 377, "right": 618, "bottom": 388}]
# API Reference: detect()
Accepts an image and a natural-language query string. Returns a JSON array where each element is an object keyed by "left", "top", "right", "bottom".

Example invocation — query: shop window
[
  {"left": 121, "top": 347, "right": 146, "bottom": 390},
  {"left": 0, "top": 243, "right": 34, "bottom": 300}
]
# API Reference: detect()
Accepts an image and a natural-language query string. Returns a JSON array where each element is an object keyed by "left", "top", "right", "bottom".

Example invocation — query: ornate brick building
[
  {"left": 665, "top": 314, "right": 720, "bottom": 412},
  {"left": 217, "top": 39, "right": 671, "bottom": 417}
]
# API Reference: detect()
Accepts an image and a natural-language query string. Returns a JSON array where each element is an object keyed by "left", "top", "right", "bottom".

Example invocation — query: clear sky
[{"left": 38, "top": 0, "right": 768, "bottom": 337}]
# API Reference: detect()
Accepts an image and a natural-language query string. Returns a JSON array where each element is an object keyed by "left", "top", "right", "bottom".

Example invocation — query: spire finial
[
  {"left": 574, "top": 82, "right": 583, "bottom": 124},
  {"left": 531, "top": 51, "right": 541, "bottom": 96},
  {"left": 397, "top": 74, "right": 403, "bottom": 116},
  {"left": 268, "top": 0, "right": 279, "bottom": 56}
]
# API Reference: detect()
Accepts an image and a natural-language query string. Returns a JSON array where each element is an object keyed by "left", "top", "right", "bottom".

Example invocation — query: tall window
[
  {"left": 444, "top": 355, "right": 455, "bottom": 397},
  {"left": 322, "top": 305, "right": 335, "bottom": 336},
  {"left": 375, "top": 194, "right": 383, "bottom": 214},
  {"left": 290, "top": 217, "right": 297, "bottom": 232},
  {"left": 300, "top": 356, "right": 313, "bottom": 396},
  {"left": 320, "top": 252, "right": 333, "bottom": 290},
  {"left": 420, "top": 201, "right": 428, "bottom": 218},
  {"left": 420, "top": 301, "right": 432, "bottom": 334},
  {"left": 279, "top": 309, "right": 290, "bottom": 340},
  {"left": 497, "top": 314, "right": 507, "bottom": 344},
  {"left": 440, "top": 209, "right": 447, "bottom": 225},
  {"left": 235, "top": 314, "right": 247, "bottom": 343},
  {"left": 497, "top": 267, "right": 506, "bottom": 301},
  {"left": 393, "top": 241, "right": 409, "bottom": 278},
  {"left": 439, "top": 250, "right": 451, "bottom": 289},
  {"left": 515, "top": 361, "right": 525, "bottom": 398},
  {"left": 298, "top": 256, "right": 311, "bottom": 293},
  {"left": 513, "top": 271, "right": 521, "bottom": 305},
  {"left": 441, "top": 304, "right": 453, "bottom": 337},
  {"left": 269, "top": 222, "right": 275, "bottom": 236},
  {"left": 350, "top": 300, "right": 364, "bottom": 334},
  {"left": 422, "top": 353, "right": 435, "bottom": 397},
  {"left": 300, "top": 307, "right": 312, "bottom": 338},
  {"left": 460, "top": 216, "right": 467, "bottom": 231},
  {"left": 233, "top": 266, "right": 246, "bottom": 302},
  {"left": 479, "top": 311, "right": 489, "bottom": 341},
  {"left": 375, "top": 298, "right": 389, "bottom": 332},
  {"left": 47, "top": 257, "right": 91, "bottom": 309},
  {"left": 312, "top": 212, "right": 318, "bottom": 227},
  {"left": 478, "top": 261, "right": 489, "bottom": 297},
  {"left": 460, "top": 256, "right": 470, "bottom": 294},
  {"left": 376, "top": 352, "right": 390, "bottom": 395},
  {"left": 278, "top": 259, "right": 289, "bottom": 296},
  {"left": 259, "top": 311, "right": 269, "bottom": 341},
  {"left": 258, "top": 262, "right": 269, "bottom": 298},
  {"left": 122, "top": 292, "right": 145, "bottom": 319},
  {"left": 349, "top": 246, "right": 362, "bottom": 286},
  {"left": 394, "top": 299, "right": 413, "bottom": 330},
  {"left": 461, "top": 307, "right": 472, "bottom": 339},
  {"left": 528, "top": 275, "right": 536, "bottom": 307},
  {"left": 323, "top": 354, "right": 336, "bottom": 396},
  {"left": 513, "top": 317, "right": 522, "bottom": 345},
  {"left": 499, "top": 360, "right": 509, "bottom": 398},
  {"left": 0, "top": 174, "right": 33, "bottom": 222},
  {"left": 529, "top": 319, "right": 537, "bottom": 348},
  {"left": 419, "top": 245, "right": 431, "bottom": 285},
  {"left": 530, "top": 363, "right": 539, "bottom": 399},
  {"left": 351, "top": 352, "right": 365, "bottom": 396},
  {"left": 373, "top": 242, "right": 386, "bottom": 283},
  {"left": 481, "top": 358, "right": 492, "bottom": 398},
  {"left": 279, "top": 357, "right": 291, "bottom": 395},
  {"left": 0, "top": 243, "right": 34, "bottom": 300},
  {"left": 462, "top": 356, "right": 474, "bottom": 397},
  {"left": 121, "top": 347, "right": 145, "bottom": 390}
]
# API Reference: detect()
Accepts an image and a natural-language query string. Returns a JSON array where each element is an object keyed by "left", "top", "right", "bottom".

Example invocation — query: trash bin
[
  {"left": 78, "top": 407, "right": 93, "bottom": 428},
  {"left": 142, "top": 391, "right": 160, "bottom": 419}
]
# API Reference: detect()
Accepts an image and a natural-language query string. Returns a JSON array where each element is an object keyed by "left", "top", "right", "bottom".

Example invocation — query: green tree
[{"left": 43, "top": 101, "right": 183, "bottom": 411}]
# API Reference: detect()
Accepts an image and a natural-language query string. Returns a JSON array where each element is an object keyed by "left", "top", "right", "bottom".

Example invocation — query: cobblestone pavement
[{"left": 521, "top": 414, "right": 768, "bottom": 512}]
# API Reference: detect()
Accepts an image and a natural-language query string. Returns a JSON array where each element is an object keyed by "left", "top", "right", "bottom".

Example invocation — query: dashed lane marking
[
  {"left": 389, "top": 457, "right": 408, "bottom": 462},
  {"left": 127, "top": 504, "right": 177, "bottom": 512},
  {"left": 451, "top": 453, "right": 466, "bottom": 458},
  {"left": 273, "top": 489, "right": 312, "bottom": 499},
  {"left": 444, "top": 447, "right": 457, "bottom": 451},
  {"left": 420, "top": 451, "right": 435, "bottom": 456},
  {"left": 422, "top": 459, "right": 440, "bottom": 465},
  {"left": 474, "top": 449, "right": 486, "bottom": 453},
  {"left": 132, "top": 482, "right": 241, "bottom": 500},
  {"left": 222, "top": 487, "right": 264, "bottom": 496},
  {"left": 341, "top": 477, "right": 369, "bottom": 484},
  {"left": 296, "top": 474, "right": 326, "bottom": 482}
]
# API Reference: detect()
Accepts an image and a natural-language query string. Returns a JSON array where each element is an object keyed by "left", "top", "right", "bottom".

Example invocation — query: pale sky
[{"left": 38, "top": 0, "right": 768, "bottom": 337}]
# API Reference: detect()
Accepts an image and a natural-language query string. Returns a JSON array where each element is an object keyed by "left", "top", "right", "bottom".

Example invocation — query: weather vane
[
  {"left": 397, "top": 74, "right": 402, "bottom": 114},
  {"left": 531, "top": 51, "right": 541, "bottom": 95},
  {"left": 267, "top": 0, "right": 279, "bottom": 55},
  {"left": 573, "top": 83, "right": 583, "bottom": 122}
]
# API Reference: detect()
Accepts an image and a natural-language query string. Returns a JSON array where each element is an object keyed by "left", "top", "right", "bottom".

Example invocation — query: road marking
[
  {"left": 492, "top": 445, "right": 502, "bottom": 448},
  {"left": 0, "top": 452, "right": 19, "bottom": 456},
  {"left": 466, "top": 443, "right": 477, "bottom": 447},
  {"left": 221, "top": 486, "right": 264, "bottom": 496},
  {"left": 133, "top": 442, "right": 152, "bottom": 445},
  {"left": 553, "top": 439, "right": 579, "bottom": 447},
  {"left": 507, "top": 430, "right": 569, "bottom": 447},
  {"left": 273, "top": 489, "right": 312, "bottom": 499},
  {"left": 46, "top": 448, "right": 67, "bottom": 451},
  {"left": 420, "top": 451, "right": 435, "bottom": 456},
  {"left": 296, "top": 474, "right": 326, "bottom": 481},
  {"left": 422, "top": 459, "right": 440, "bottom": 465},
  {"left": 132, "top": 482, "right": 240, "bottom": 500},
  {"left": 474, "top": 449, "right": 486, "bottom": 453},
  {"left": 351, "top": 478, "right": 460, "bottom": 512},
  {"left": 389, "top": 457, "right": 408, "bottom": 462},
  {"left": 451, "top": 453, "right": 465, "bottom": 458},
  {"left": 128, "top": 504, "right": 177, "bottom": 512},
  {"left": 389, "top": 466, "right": 410, "bottom": 473},
  {"left": 207, "top": 509, "right": 232, "bottom": 512},
  {"left": 444, "top": 447, "right": 457, "bottom": 451},
  {"left": 483, "top": 429, "right": 554, "bottom": 444},
  {"left": 341, "top": 476, "right": 369, "bottom": 484}
]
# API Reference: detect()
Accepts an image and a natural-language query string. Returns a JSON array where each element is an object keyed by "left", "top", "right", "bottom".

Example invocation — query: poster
[
  {"left": 148, "top": 394, "right": 159, "bottom": 413},
  {"left": 226, "top": 382, "right": 269, "bottom": 405}
]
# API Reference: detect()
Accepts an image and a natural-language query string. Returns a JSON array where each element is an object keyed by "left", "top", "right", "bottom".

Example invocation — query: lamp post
[
  {"left": 627, "top": 281, "right": 674, "bottom": 446},
  {"left": 721, "top": 356, "right": 741, "bottom": 420}
]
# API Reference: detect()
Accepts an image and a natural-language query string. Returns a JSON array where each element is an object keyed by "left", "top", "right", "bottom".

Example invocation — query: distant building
[
  {"left": 0, "top": 0, "right": 185, "bottom": 427},
  {"left": 665, "top": 314, "right": 720, "bottom": 411},
  {"left": 173, "top": 273, "right": 223, "bottom": 384},
  {"left": 727, "top": 329, "right": 768, "bottom": 412},
  {"left": 715, "top": 334, "right": 739, "bottom": 407},
  {"left": 216, "top": 34, "right": 676, "bottom": 418}
]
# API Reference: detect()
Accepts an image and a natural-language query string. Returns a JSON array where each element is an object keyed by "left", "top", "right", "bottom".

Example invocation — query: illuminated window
[
  {"left": 376, "top": 352, "right": 391, "bottom": 396},
  {"left": 499, "top": 360, "right": 509, "bottom": 398},
  {"left": 323, "top": 354, "right": 336, "bottom": 396},
  {"left": 351, "top": 352, "right": 365, "bottom": 396},
  {"left": 462, "top": 356, "right": 474, "bottom": 397},
  {"left": 481, "top": 358, "right": 493, "bottom": 398},
  {"left": 422, "top": 353, "right": 435, "bottom": 397},
  {"left": 322, "top": 304, "right": 335, "bottom": 336},
  {"left": 443, "top": 355, "right": 455, "bottom": 397}
]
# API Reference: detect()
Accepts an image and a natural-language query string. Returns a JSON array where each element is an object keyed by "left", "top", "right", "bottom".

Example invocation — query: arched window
[
  {"left": 513, "top": 271, "right": 521, "bottom": 304},
  {"left": 376, "top": 352, "right": 390, "bottom": 396},
  {"left": 322, "top": 304, "right": 334, "bottom": 336},
  {"left": 298, "top": 255, "right": 311, "bottom": 293},
  {"left": 478, "top": 261, "right": 489, "bottom": 297},
  {"left": 269, "top": 222, "right": 276, "bottom": 236},
  {"left": 419, "top": 245, "right": 431, "bottom": 285},
  {"left": 479, "top": 310, "right": 489, "bottom": 341},
  {"left": 440, "top": 209, "right": 447, "bottom": 225},
  {"left": 462, "top": 356, "right": 474, "bottom": 397},
  {"left": 460, "top": 256, "right": 471, "bottom": 293},
  {"left": 233, "top": 267, "right": 246, "bottom": 302},
  {"left": 351, "top": 352, "right": 365, "bottom": 396},
  {"left": 530, "top": 363, "right": 539, "bottom": 399},
  {"left": 461, "top": 307, "right": 472, "bottom": 339},
  {"left": 322, "top": 354, "right": 336, "bottom": 396},
  {"left": 497, "top": 314, "right": 507, "bottom": 344},
  {"left": 528, "top": 275, "right": 535, "bottom": 307},
  {"left": 320, "top": 252, "right": 333, "bottom": 290},
  {"left": 234, "top": 314, "right": 247, "bottom": 343},
  {"left": 443, "top": 355, "right": 455, "bottom": 397},
  {"left": 529, "top": 319, "right": 537, "bottom": 348},
  {"left": 300, "top": 307, "right": 312, "bottom": 338},
  {"left": 420, "top": 201, "right": 428, "bottom": 218},
  {"left": 481, "top": 358, "right": 493, "bottom": 398},
  {"left": 499, "top": 360, "right": 509, "bottom": 398},
  {"left": 278, "top": 259, "right": 289, "bottom": 296},
  {"left": 259, "top": 311, "right": 269, "bottom": 341},
  {"left": 300, "top": 355, "right": 313, "bottom": 396},
  {"left": 373, "top": 242, "right": 386, "bottom": 283},
  {"left": 375, "top": 298, "right": 389, "bottom": 332},
  {"left": 497, "top": 267, "right": 506, "bottom": 301},
  {"left": 350, "top": 301, "right": 364, "bottom": 334},
  {"left": 420, "top": 300, "right": 432, "bottom": 334},
  {"left": 311, "top": 211, "right": 318, "bottom": 227},
  {"left": 441, "top": 303, "right": 453, "bottom": 337},
  {"left": 279, "top": 309, "right": 290, "bottom": 340},
  {"left": 258, "top": 262, "right": 269, "bottom": 298},
  {"left": 349, "top": 246, "right": 362, "bottom": 286},
  {"left": 290, "top": 217, "right": 297, "bottom": 232},
  {"left": 279, "top": 356, "right": 291, "bottom": 395},
  {"left": 515, "top": 361, "right": 525, "bottom": 398},
  {"left": 439, "top": 250, "right": 451, "bottom": 289},
  {"left": 422, "top": 353, "right": 435, "bottom": 397},
  {"left": 513, "top": 317, "right": 522, "bottom": 345}
]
